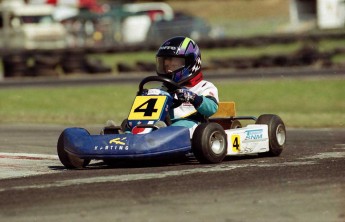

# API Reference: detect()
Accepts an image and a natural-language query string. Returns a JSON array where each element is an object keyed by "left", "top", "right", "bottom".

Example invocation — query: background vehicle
[
  {"left": 121, "top": 2, "right": 212, "bottom": 44},
  {"left": 0, "top": 0, "right": 67, "bottom": 50},
  {"left": 146, "top": 11, "right": 211, "bottom": 44},
  {"left": 59, "top": 2, "right": 214, "bottom": 46}
]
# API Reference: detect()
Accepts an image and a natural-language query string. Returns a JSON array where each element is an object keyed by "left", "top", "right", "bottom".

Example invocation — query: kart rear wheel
[
  {"left": 57, "top": 131, "right": 91, "bottom": 169},
  {"left": 192, "top": 122, "right": 227, "bottom": 164},
  {"left": 256, "top": 114, "right": 286, "bottom": 156},
  {"left": 230, "top": 120, "right": 242, "bottom": 129}
]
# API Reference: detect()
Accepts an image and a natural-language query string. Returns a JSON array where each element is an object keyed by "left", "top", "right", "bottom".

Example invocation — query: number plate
[
  {"left": 231, "top": 134, "right": 241, "bottom": 153},
  {"left": 128, "top": 96, "right": 167, "bottom": 121}
]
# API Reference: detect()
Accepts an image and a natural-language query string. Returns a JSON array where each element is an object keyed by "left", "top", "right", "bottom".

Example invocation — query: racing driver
[{"left": 156, "top": 36, "right": 219, "bottom": 133}]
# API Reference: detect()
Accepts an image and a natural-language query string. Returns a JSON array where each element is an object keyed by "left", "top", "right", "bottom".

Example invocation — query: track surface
[{"left": 0, "top": 125, "right": 344, "bottom": 222}]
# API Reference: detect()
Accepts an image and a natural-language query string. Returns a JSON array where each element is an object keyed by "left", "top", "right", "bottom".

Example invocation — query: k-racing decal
[
  {"left": 109, "top": 137, "right": 126, "bottom": 145},
  {"left": 94, "top": 137, "right": 129, "bottom": 151}
]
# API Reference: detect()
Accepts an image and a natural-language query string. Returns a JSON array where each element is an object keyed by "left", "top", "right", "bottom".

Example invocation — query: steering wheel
[
  {"left": 137, "top": 76, "right": 183, "bottom": 119},
  {"left": 138, "top": 76, "right": 182, "bottom": 94}
]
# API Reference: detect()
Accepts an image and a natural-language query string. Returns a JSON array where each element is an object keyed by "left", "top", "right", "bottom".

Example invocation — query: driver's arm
[
  {"left": 195, "top": 96, "right": 218, "bottom": 117},
  {"left": 175, "top": 89, "right": 218, "bottom": 117}
]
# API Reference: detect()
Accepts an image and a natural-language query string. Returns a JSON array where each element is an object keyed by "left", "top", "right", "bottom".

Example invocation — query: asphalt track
[{"left": 0, "top": 124, "right": 344, "bottom": 222}]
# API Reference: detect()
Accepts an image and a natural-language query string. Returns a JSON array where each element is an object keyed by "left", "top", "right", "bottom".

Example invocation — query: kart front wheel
[
  {"left": 57, "top": 131, "right": 91, "bottom": 169},
  {"left": 256, "top": 114, "right": 286, "bottom": 156},
  {"left": 192, "top": 122, "right": 227, "bottom": 164}
]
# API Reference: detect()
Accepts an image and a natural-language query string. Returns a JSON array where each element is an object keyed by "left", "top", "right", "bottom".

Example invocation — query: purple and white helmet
[{"left": 156, "top": 36, "right": 201, "bottom": 84}]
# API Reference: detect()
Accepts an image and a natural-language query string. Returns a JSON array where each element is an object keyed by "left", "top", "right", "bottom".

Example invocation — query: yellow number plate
[
  {"left": 128, "top": 96, "right": 167, "bottom": 120},
  {"left": 231, "top": 134, "right": 241, "bottom": 153}
]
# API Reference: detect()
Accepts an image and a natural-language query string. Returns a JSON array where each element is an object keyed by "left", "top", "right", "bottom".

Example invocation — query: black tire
[
  {"left": 2, "top": 52, "right": 30, "bottom": 77},
  {"left": 192, "top": 122, "right": 227, "bottom": 164},
  {"left": 61, "top": 49, "right": 87, "bottom": 74},
  {"left": 33, "top": 53, "right": 61, "bottom": 77},
  {"left": 255, "top": 114, "right": 286, "bottom": 156},
  {"left": 230, "top": 120, "right": 242, "bottom": 129},
  {"left": 57, "top": 130, "right": 91, "bottom": 169},
  {"left": 85, "top": 59, "right": 112, "bottom": 74}
]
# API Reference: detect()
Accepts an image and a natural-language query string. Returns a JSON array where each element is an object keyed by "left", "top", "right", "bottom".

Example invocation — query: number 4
[
  {"left": 134, "top": 98, "right": 158, "bottom": 116},
  {"left": 231, "top": 135, "right": 241, "bottom": 152}
]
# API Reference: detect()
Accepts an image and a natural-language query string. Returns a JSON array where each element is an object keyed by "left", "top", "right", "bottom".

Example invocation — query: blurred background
[{"left": 0, "top": 0, "right": 345, "bottom": 78}]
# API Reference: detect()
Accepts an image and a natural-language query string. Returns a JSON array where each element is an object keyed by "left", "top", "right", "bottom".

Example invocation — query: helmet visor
[{"left": 156, "top": 57, "right": 185, "bottom": 75}]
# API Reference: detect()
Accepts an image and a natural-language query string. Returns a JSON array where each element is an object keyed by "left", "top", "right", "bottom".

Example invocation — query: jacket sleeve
[{"left": 196, "top": 96, "right": 218, "bottom": 117}]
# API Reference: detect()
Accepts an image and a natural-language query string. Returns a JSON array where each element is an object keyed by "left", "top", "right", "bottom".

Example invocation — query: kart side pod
[{"left": 57, "top": 126, "right": 192, "bottom": 168}]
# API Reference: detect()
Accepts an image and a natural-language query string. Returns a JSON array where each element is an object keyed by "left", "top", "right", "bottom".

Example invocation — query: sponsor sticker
[
  {"left": 94, "top": 137, "right": 129, "bottom": 151},
  {"left": 245, "top": 129, "right": 263, "bottom": 140}
]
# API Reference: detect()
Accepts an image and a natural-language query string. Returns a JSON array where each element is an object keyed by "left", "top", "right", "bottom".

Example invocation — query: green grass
[
  {"left": 202, "top": 43, "right": 303, "bottom": 59},
  {"left": 0, "top": 78, "right": 344, "bottom": 128},
  {"left": 220, "top": 78, "right": 345, "bottom": 128},
  {"left": 168, "top": 0, "right": 290, "bottom": 37},
  {"left": 319, "top": 39, "right": 345, "bottom": 52}
]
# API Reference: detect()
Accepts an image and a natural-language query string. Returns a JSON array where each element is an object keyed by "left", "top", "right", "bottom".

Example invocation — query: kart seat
[
  {"left": 212, "top": 102, "right": 236, "bottom": 118},
  {"left": 209, "top": 102, "right": 237, "bottom": 130}
]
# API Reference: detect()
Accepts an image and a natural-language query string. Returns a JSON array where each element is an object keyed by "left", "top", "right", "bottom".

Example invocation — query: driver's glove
[{"left": 175, "top": 88, "right": 203, "bottom": 108}]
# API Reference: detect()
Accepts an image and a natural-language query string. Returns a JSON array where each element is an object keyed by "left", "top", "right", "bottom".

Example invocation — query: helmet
[{"left": 156, "top": 36, "right": 201, "bottom": 84}]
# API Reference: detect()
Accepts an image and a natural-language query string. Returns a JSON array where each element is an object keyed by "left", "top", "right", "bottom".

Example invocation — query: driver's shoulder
[{"left": 192, "top": 80, "right": 217, "bottom": 90}]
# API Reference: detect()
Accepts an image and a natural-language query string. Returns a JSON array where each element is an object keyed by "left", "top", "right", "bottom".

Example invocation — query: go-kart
[{"left": 57, "top": 76, "right": 286, "bottom": 169}]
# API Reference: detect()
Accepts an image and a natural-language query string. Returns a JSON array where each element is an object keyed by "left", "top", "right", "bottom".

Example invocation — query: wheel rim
[
  {"left": 210, "top": 131, "right": 226, "bottom": 155},
  {"left": 276, "top": 124, "right": 286, "bottom": 146}
]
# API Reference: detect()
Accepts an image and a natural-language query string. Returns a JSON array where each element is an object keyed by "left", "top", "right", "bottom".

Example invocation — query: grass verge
[{"left": 0, "top": 77, "right": 344, "bottom": 128}]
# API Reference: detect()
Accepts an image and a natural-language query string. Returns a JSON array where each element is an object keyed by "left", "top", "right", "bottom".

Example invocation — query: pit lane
[{"left": 0, "top": 124, "right": 344, "bottom": 222}]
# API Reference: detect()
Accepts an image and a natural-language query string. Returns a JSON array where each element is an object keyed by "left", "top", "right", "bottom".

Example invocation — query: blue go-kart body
[
  {"left": 57, "top": 76, "right": 198, "bottom": 169},
  {"left": 62, "top": 126, "right": 191, "bottom": 160}
]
